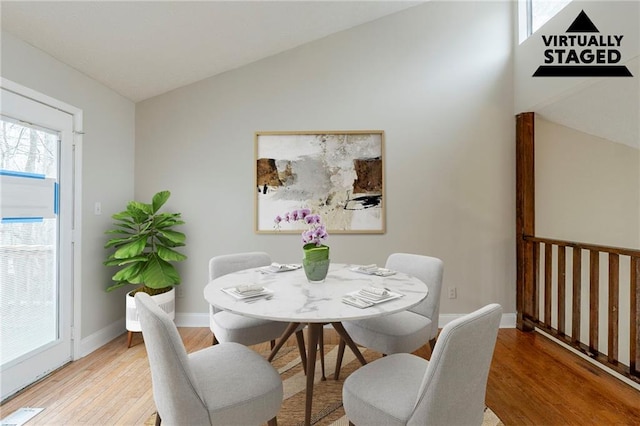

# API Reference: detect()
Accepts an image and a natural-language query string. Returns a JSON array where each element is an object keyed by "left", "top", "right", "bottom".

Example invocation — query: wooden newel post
[{"left": 516, "top": 112, "right": 535, "bottom": 331}]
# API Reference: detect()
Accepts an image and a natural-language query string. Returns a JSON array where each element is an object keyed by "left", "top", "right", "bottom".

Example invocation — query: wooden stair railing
[
  {"left": 519, "top": 235, "right": 640, "bottom": 384},
  {"left": 515, "top": 111, "right": 639, "bottom": 385}
]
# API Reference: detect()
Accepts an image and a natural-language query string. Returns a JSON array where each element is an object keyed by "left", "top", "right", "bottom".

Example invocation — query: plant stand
[{"left": 126, "top": 287, "right": 176, "bottom": 347}]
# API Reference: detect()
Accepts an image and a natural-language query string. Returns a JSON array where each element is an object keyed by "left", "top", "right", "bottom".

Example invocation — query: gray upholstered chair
[
  {"left": 335, "top": 253, "right": 444, "bottom": 377},
  {"left": 135, "top": 292, "right": 283, "bottom": 426},
  {"left": 209, "top": 252, "right": 292, "bottom": 347},
  {"left": 208, "top": 252, "right": 314, "bottom": 371},
  {"left": 342, "top": 303, "right": 502, "bottom": 426}
]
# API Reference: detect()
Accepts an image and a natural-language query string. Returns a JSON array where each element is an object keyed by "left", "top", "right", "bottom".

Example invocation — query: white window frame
[{"left": 1, "top": 78, "right": 84, "bottom": 361}]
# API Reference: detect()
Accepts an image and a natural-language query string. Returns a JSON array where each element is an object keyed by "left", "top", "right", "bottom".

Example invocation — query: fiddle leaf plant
[{"left": 104, "top": 190, "right": 186, "bottom": 295}]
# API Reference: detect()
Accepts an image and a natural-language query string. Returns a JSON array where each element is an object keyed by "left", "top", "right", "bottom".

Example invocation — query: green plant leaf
[
  {"left": 104, "top": 256, "right": 149, "bottom": 267},
  {"left": 152, "top": 191, "right": 171, "bottom": 213},
  {"left": 141, "top": 254, "right": 179, "bottom": 288},
  {"left": 104, "top": 236, "right": 137, "bottom": 249},
  {"left": 112, "top": 262, "right": 144, "bottom": 283},
  {"left": 130, "top": 200, "right": 153, "bottom": 214},
  {"left": 105, "top": 228, "right": 134, "bottom": 235},
  {"left": 157, "top": 245, "right": 187, "bottom": 262},
  {"left": 114, "top": 236, "right": 147, "bottom": 259},
  {"left": 112, "top": 211, "right": 134, "bottom": 221},
  {"left": 105, "top": 281, "right": 131, "bottom": 292},
  {"left": 157, "top": 229, "right": 186, "bottom": 245}
]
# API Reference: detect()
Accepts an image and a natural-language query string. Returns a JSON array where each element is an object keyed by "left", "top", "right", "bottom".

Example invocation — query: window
[{"left": 520, "top": 0, "right": 572, "bottom": 42}]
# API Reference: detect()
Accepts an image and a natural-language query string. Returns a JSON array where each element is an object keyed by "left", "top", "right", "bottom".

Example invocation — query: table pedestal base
[{"left": 268, "top": 322, "right": 367, "bottom": 426}]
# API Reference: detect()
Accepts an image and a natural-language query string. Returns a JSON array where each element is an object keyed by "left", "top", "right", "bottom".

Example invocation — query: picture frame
[{"left": 255, "top": 130, "right": 385, "bottom": 234}]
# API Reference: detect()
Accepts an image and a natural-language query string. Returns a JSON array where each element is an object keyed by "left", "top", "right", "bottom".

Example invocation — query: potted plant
[
  {"left": 274, "top": 208, "right": 330, "bottom": 283},
  {"left": 104, "top": 190, "right": 186, "bottom": 344}
]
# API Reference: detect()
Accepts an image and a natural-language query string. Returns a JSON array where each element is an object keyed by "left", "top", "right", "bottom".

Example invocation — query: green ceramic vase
[{"left": 302, "top": 244, "right": 330, "bottom": 283}]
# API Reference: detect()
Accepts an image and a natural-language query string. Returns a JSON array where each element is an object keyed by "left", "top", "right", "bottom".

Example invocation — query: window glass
[{"left": 531, "top": 0, "right": 572, "bottom": 35}]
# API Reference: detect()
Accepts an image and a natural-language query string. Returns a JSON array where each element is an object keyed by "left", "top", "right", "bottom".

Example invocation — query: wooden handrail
[
  {"left": 519, "top": 234, "right": 640, "bottom": 383},
  {"left": 523, "top": 235, "right": 640, "bottom": 258}
]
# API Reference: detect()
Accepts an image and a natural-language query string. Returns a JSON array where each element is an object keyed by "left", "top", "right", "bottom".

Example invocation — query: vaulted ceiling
[{"left": 1, "top": 1, "right": 422, "bottom": 102}]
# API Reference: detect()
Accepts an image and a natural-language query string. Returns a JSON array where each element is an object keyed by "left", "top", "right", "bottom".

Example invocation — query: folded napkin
[
  {"left": 358, "top": 264, "right": 379, "bottom": 272},
  {"left": 342, "top": 295, "right": 374, "bottom": 308},
  {"left": 269, "top": 262, "right": 286, "bottom": 271},
  {"left": 361, "top": 286, "right": 389, "bottom": 297},
  {"left": 235, "top": 284, "right": 264, "bottom": 294}
]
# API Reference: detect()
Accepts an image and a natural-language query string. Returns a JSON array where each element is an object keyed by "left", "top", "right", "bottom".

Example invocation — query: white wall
[
  {"left": 536, "top": 117, "right": 639, "bottom": 248},
  {"left": 136, "top": 1, "right": 516, "bottom": 317},
  {"left": 1, "top": 32, "right": 136, "bottom": 340}
]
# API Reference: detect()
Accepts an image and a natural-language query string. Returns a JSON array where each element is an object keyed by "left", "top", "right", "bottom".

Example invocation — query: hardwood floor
[{"left": 1, "top": 328, "right": 639, "bottom": 425}]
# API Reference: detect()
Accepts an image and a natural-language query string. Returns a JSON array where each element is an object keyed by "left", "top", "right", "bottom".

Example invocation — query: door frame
[{"left": 1, "top": 78, "right": 83, "bottom": 362}]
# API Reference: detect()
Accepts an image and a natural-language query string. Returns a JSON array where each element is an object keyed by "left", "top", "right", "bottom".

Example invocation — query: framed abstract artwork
[{"left": 255, "top": 130, "right": 385, "bottom": 233}]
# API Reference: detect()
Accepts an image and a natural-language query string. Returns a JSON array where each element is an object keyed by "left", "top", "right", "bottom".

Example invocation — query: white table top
[{"left": 203, "top": 263, "right": 428, "bottom": 323}]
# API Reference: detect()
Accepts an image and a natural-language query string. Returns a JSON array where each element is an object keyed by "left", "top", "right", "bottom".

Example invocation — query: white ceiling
[{"left": 1, "top": 1, "right": 423, "bottom": 102}]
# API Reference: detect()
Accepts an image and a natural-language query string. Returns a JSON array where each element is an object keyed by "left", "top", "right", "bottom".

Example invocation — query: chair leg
[
  {"left": 267, "top": 416, "right": 277, "bottom": 426},
  {"left": 155, "top": 412, "right": 161, "bottom": 426},
  {"left": 334, "top": 338, "right": 346, "bottom": 380},
  {"left": 127, "top": 331, "right": 134, "bottom": 348},
  {"left": 295, "top": 329, "right": 307, "bottom": 375},
  {"left": 428, "top": 337, "right": 436, "bottom": 351}
]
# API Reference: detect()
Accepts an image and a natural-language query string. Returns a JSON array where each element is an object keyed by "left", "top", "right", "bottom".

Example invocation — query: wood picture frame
[{"left": 255, "top": 130, "right": 385, "bottom": 234}]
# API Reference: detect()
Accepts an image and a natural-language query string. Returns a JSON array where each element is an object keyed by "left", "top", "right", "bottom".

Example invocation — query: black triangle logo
[{"left": 566, "top": 10, "right": 599, "bottom": 32}]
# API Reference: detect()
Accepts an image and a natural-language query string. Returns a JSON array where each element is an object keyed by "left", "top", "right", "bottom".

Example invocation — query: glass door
[{"left": 0, "top": 88, "right": 75, "bottom": 401}]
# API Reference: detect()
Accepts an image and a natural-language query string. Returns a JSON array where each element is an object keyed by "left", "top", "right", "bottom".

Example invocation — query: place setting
[
  {"left": 259, "top": 262, "right": 302, "bottom": 274},
  {"left": 221, "top": 284, "right": 274, "bottom": 302},
  {"left": 342, "top": 285, "right": 403, "bottom": 309},
  {"left": 349, "top": 263, "right": 396, "bottom": 277}
]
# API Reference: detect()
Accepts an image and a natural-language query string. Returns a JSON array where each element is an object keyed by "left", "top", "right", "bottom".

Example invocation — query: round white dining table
[{"left": 203, "top": 262, "right": 428, "bottom": 426}]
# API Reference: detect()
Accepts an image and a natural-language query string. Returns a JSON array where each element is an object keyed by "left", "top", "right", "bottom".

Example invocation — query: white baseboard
[
  {"left": 78, "top": 312, "right": 517, "bottom": 358},
  {"left": 77, "top": 318, "right": 125, "bottom": 359},
  {"left": 175, "top": 312, "right": 209, "bottom": 327}
]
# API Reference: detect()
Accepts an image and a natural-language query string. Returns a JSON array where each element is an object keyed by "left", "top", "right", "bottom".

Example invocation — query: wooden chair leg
[
  {"left": 267, "top": 416, "right": 277, "bottom": 426},
  {"left": 155, "top": 412, "right": 161, "bottom": 426},
  {"left": 428, "top": 337, "right": 436, "bottom": 351},
  {"left": 334, "top": 338, "right": 346, "bottom": 380},
  {"left": 295, "top": 330, "right": 307, "bottom": 375},
  {"left": 127, "top": 331, "right": 133, "bottom": 348}
]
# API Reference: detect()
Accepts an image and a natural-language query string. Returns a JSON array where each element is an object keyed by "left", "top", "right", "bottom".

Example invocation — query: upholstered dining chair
[
  {"left": 335, "top": 253, "right": 444, "bottom": 378},
  {"left": 342, "top": 303, "right": 502, "bottom": 426},
  {"left": 209, "top": 252, "right": 292, "bottom": 347},
  {"left": 209, "top": 252, "right": 314, "bottom": 370},
  {"left": 135, "top": 292, "right": 283, "bottom": 426}
]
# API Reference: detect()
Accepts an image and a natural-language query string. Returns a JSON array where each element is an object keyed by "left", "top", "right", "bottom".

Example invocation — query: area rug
[{"left": 145, "top": 345, "right": 503, "bottom": 425}]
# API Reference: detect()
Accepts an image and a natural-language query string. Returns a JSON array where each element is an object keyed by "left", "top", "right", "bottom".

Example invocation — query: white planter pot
[{"left": 126, "top": 287, "right": 176, "bottom": 332}]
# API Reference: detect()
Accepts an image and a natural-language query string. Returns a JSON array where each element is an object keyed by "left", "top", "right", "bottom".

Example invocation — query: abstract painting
[{"left": 255, "top": 131, "right": 385, "bottom": 233}]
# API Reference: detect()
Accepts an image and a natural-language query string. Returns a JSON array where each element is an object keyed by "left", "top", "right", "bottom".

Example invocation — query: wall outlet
[
  {"left": 448, "top": 287, "right": 457, "bottom": 299},
  {"left": 176, "top": 286, "right": 185, "bottom": 298}
]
